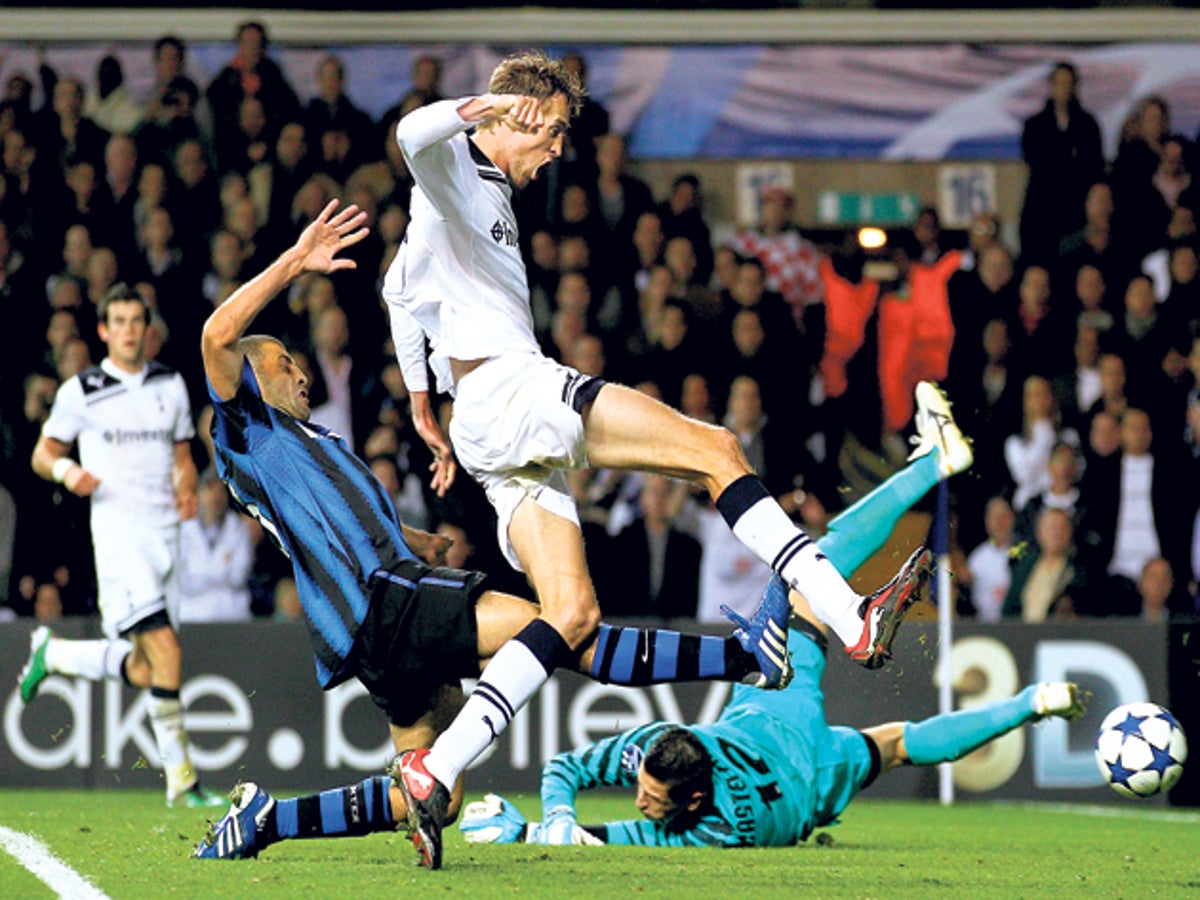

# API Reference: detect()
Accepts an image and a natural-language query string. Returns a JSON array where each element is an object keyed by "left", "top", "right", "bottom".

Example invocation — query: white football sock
[
  {"left": 148, "top": 690, "right": 196, "bottom": 800},
  {"left": 730, "top": 497, "right": 864, "bottom": 646},
  {"left": 423, "top": 640, "right": 548, "bottom": 790},
  {"left": 45, "top": 638, "right": 134, "bottom": 681}
]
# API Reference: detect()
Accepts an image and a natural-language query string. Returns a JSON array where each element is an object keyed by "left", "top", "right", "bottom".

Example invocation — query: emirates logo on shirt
[{"left": 490, "top": 219, "right": 518, "bottom": 247}]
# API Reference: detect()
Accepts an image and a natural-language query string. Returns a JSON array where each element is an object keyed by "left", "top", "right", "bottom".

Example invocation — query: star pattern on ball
[
  {"left": 1115, "top": 712, "right": 1147, "bottom": 739},
  {"left": 1147, "top": 741, "right": 1179, "bottom": 776},
  {"left": 1096, "top": 702, "right": 1187, "bottom": 798},
  {"left": 1104, "top": 756, "right": 1138, "bottom": 788}
]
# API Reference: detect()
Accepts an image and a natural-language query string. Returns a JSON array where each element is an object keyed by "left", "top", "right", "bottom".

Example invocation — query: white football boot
[
  {"left": 1032, "top": 681, "right": 1086, "bottom": 722},
  {"left": 908, "top": 381, "right": 973, "bottom": 478}
]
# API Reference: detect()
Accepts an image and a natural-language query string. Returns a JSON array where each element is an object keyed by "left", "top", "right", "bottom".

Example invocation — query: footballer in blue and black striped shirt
[
  {"left": 203, "top": 201, "right": 493, "bottom": 719},
  {"left": 198, "top": 201, "right": 792, "bottom": 842}
]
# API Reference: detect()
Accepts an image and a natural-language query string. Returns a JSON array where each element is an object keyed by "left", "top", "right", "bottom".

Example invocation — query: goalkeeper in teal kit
[
  {"left": 464, "top": 607, "right": 1083, "bottom": 849},
  {"left": 460, "top": 385, "right": 1085, "bottom": 849}
]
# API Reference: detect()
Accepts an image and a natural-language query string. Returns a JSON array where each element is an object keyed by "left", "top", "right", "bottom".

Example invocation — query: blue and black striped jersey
[{"left": 208, "top": 361, "right": 415, "bottom": 687}]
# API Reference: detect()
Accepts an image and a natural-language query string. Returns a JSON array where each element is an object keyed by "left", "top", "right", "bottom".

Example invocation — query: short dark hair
[
  {"left": 644, "top": 727, "right": 713, "bottom": 810},
  {"left": 414, "top": 54, "right": 442, "bottom": 73},
  {"left": 98, "top": 283, "right": 148, "bottom": 324},
  {"left": 366, "top": 454, "right": 398, "bottom": 474},
  {"left": 154, "top": 35, "right": 185, "bottom": 60},
  {"left": 238, "top": 334, "right": 285, "bottom": 371},
  {"left": 1051, "top": 61, "right": 1079, "bottom": 86},
  {"left": 488, "top": 50, "right": 585, "bottom": 119},
  {"left": 237, "top": 20, "right": 268, "bottom": 45},
  {"left": 320, "top": 54, "right": 345, "bottom": 81},
  {"left": 97, "top": 56, "right": 124, "bottom": 97},
  {"left": 672, "top": 173, "right": 700, "bottom": 191}
]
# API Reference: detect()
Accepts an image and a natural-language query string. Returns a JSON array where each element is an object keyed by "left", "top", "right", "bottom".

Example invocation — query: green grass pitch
[{"left": 1, "top": 789, "right": 1197, "bottom": 898}]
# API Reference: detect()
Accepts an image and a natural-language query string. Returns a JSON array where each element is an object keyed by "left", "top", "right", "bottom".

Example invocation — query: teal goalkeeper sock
[
  {"left": 902, "top": 685, "right": 1038, "bottom": 765},
  {"left": 817, "top": 452, "right": 940, "bottom": 577}
]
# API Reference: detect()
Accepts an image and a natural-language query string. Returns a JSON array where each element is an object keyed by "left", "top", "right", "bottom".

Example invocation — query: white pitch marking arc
[
  {"left": 0, "top": 825, "right": 111, "bottom": 900},
  {"left": 1013, "top": 802, "right": 1200, "bottom": 824}
]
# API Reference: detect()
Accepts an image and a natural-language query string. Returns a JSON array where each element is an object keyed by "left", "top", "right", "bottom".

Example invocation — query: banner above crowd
[{"left": 2, "top": 40, "right": 1198, "bottom": 161}]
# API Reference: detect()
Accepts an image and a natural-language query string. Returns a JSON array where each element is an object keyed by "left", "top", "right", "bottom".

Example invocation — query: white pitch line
[
  {"left": 1012, "top": 802, "right": 1200, "bottom": 824},
  {"left": 0, "top": 825, "right": 111, "bottom": 900}
]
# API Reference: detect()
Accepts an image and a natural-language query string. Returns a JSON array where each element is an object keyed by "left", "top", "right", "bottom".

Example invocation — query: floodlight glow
[{"left": 858, "top": 227, "right": 887, "bottom": 250}]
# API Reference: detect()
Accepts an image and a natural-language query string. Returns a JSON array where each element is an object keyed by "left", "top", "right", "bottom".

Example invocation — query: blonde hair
[{"left": 488, "top": 50, "right": 585, "bottom": 118}]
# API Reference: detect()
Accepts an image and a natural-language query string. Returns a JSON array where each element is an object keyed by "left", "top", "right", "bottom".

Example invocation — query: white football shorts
[
  {"left": 449, "top": 353, "right": 603, "bottom": 571},
  {"left": 93, "top": 518, "right": 182, "bottom": 639}
]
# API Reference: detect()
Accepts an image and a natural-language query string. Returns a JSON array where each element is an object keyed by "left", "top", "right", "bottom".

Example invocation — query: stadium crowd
[{"left": 1, "top": 32, "right": 1198, "bottom": 626}]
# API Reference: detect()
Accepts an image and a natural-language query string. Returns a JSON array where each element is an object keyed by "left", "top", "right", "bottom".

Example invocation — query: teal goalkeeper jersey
[{"left": 541, "top": 710, "right": 841, "bottom": 848}]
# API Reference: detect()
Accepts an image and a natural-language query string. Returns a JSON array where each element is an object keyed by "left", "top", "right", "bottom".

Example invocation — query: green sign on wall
[{"left": 817, "top": 191, "right": 922, "bottom": 226}]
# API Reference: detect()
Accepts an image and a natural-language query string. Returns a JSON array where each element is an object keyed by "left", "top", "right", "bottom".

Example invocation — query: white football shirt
[
  {"left": 382, "top": 99, "right": 541, "bottom": 395},
  {"left": 41, "top": 358, "right": 195, "bottom": 529}
]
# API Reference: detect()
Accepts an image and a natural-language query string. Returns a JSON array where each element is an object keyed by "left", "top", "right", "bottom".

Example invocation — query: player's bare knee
[
  {"left": 154, "top": 641, "right": 182, "bottom": 673},
  {"left": 138, "top": 628, "right": 183, "bottom": 681},
  {"left": 705, "top": 426, "right": 753, "bottom": 494},
  {"left": 546, "top": 602, "right": 601, "bottom": 649},
  {"left": 566, "top": 606, "right": 602, "bottom": 648},
  {"left": 715, "top": 424, "right": 751, "bottom": 467}
]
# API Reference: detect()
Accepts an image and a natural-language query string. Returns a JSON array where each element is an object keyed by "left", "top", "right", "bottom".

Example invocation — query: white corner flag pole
[{"left": 934, "top": 480, "right": 955, "bottom": 806}]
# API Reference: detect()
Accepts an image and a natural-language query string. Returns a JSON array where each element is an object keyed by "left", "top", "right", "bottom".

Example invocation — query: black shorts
[
  {"left": 350, "top": 558, "right": 487, "bottom": 728},
  {"left": 122, "top": 608, "right": 172, "bottom": 637}
]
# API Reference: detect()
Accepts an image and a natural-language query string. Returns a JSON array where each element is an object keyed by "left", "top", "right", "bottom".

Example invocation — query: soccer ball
[{"left": 1094, "top": 702, "right": 1188, "bottom": 798}]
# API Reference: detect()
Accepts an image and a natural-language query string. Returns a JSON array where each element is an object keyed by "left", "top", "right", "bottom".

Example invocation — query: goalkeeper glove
[
  {"left": 536, "top": 805, "right": 603, "bottom": 846},
  {"left": 458, "top": 793, "right": 528, "bottom": 845}
]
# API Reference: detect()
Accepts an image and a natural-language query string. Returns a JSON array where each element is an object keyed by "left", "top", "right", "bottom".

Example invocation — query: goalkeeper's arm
[
  {"left": 540, "top": 723, "right": 673, "bottom": 817},
  {"left": 459, "top": 794, "right": 606, "bottom": 845},
  {"left": 458, "top": 796, "right": 731, "bottom": 848}
]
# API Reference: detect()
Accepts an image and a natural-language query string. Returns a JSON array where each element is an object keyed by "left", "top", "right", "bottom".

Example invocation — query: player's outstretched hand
[
  {"left": 459, "top": 793, "right": 527, "bottom": 845},
  {"left": 294, "top": 200, "right": 369, "bottom": 275}
]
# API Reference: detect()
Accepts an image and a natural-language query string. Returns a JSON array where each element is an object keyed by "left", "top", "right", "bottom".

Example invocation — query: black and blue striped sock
[
  {"left": 274, "top": 775, "right": 395, "bottom": 840},
  {"left": 587, "top": 624, "right": 755, "bottom": 686}
]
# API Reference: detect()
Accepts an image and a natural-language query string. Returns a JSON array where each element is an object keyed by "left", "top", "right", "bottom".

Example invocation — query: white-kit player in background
[
  {"left": 20, "top": 283, "right": 224, "bottom": 808},
  {"left": 382, "top": 49, "right": 935, "bottom": 868}
]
